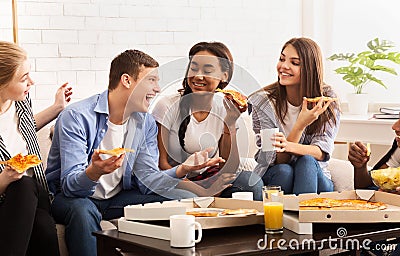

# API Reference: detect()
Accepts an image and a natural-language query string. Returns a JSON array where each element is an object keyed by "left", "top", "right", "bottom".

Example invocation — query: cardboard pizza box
[
  {"left": 282, "top": 190, "right": 400, "bottom": 223},
  {"left": 122, "top": 197, "right": 264, "bottom": 232}
]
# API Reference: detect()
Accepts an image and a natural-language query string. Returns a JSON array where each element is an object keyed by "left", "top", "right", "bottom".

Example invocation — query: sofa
[
  {"left": 37, "top": 127, "right": 117, "bottom": 256},
  {"left": 37, "top": 113, "right": 354, "bottom": 255}
]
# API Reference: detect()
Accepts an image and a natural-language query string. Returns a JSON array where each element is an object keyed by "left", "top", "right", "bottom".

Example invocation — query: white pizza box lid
[{"left": 282, "top": 190, "right": 400, "bottom": 223}]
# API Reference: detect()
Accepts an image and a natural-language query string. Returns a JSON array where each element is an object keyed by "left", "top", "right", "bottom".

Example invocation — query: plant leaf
[
  {"left": 365, "top": 74, "right": 387, "bottom": 88},
  {"left": 369, "top": 65, "right": 397, "bottom": 75}
]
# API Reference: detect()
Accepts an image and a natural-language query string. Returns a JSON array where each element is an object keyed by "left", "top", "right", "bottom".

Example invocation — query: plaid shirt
[{"left": 248, "top": 90, "right": 340, "bottom": 179}]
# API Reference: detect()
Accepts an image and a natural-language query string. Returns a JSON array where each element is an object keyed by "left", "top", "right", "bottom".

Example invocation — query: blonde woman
[{"left": 0, "top": 41, "right": 71, "bottom": 256}]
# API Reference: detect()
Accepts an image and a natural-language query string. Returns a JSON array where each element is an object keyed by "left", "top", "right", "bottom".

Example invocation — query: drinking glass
[{"left": 263, "top": 185, "right": 283, "bottom": 234}]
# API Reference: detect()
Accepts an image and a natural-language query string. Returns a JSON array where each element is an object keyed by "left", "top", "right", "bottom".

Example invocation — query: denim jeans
[
  {"left": 51, "top": 188, "right": 196, "bottom": 256},
  {"left": 220, "top": 171, "right": 263, "bottom": 201},
  {"left": 262, "top": 155, "right": 334, "bottom": 195}
]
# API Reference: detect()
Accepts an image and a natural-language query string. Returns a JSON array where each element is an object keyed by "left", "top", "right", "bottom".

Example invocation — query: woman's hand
[
  {"left": 53, "top": 82, "right": 73, "bottom": 112},
  {"left": 296, "top": 97, "right": 334, "bottom": 129},
  {"left": 0, "top": 165, "right": 24, "bottom": 188},
  {"left": 348, "top": 141, "right": 370, "bottom": 169},
  {"left": 223, "top": 95, "right": 246, "bottom": 128},
  {"left": 178, "top": 147, "right": 225, "bottom": 176},
  {"left": 272, "top": 132, "right": 288, "bottom": 153}
]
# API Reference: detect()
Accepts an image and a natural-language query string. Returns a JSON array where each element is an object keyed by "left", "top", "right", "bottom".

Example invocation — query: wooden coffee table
[{"left": 93, "top": 222, "right": 400, "bottom": 256}]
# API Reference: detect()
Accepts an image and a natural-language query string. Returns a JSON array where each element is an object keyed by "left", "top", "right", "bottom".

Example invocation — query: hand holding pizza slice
[
  {"left": 215, "top": 88, "right": 248, "bottom": 110},
  {"left": 0, "top": 153, "right": 42, "bottom": 173},
  {"left": 97, "top": 147, "right": 135, "bottom": 157}
]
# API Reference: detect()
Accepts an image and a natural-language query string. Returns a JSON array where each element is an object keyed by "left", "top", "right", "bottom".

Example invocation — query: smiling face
[
  {"left": 277, "top": 44, "right": 301, "bottom": 88},
  {"left": 127, "top": 67, "right": 160, "bottom": 113},
  {"left": 392, "top": 118, "right": 400, "bottom": 147},
  {"left": 0, "top": 59, "right": 33, "bottom": 102},
  {"left": 186, "top": 51, "right": 228, "bottom": 94}
]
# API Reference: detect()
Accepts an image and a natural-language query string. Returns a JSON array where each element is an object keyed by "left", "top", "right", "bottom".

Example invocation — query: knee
[
  {"left": 295, "top": 155, "right": 319, "bottom": 175},
  {"left": 263, "top": 164, "right": 294, "bottom": 181},
  {"left": 7, "top": 176, "right": 37, "bottom": 196},
  {"left": 297, "top": 155, "right": 317, "bottom": 166}
]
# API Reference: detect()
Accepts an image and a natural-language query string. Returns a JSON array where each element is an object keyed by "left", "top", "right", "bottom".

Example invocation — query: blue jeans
[
  {"left": 220, "top": 171, "right": 263, "bottom": 201},
  {"left": 262, "top": 155, "right": 334, "bottom": 195},
  {"left": 51, "top": 188, "right": 196, "bottom": 256}
]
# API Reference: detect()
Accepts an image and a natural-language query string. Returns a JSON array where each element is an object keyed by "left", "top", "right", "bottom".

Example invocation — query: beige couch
[
  {"left": 37, "top": 114, "right": 354, "bottom": 255},
  {"left": 37, "top": 127, "right": 117, "bottom": 256}
]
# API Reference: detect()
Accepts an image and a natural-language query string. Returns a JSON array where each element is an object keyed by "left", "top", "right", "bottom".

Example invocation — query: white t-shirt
[
  {"left": 282, "top": 101, "right": 301, "bottom": 135},
  {"left": 0, "top": 103, "right": 30, "bottom": 175},
  {"left": 387, "top": 147, "right": 400, "bottom": 167},
  {"left": 91, "top": 120, "right": 128, "bottom": 200},
  {"left": 152, "top": 93, "right": 227, "bottom": 172}
]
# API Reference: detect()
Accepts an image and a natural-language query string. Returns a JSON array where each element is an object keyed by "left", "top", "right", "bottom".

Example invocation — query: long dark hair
[
  {"left": 264, "top": 37, "right": 338, "bottom": 134},
  {"left": 178, "top": 42, "right": 233, "bottom": 151}
]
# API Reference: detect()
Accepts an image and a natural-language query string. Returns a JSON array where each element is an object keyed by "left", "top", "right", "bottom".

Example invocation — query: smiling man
[{"left": 45, "top": 49, "right": 228, "bottom": 256}]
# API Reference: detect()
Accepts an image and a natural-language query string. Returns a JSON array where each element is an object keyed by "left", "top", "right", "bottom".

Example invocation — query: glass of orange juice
[{"left": 263, "top": 185, "right": 283, "bottom": 234}]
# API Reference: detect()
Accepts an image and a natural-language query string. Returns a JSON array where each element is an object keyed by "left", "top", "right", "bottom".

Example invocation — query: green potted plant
[{"left": 328, "top": 38, "right": 400, "bottom": 114}]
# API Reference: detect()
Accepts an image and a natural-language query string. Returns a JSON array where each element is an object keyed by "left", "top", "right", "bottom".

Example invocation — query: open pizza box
[
  {"left": 282, "top": 190, "right": 400, "bottom": 223},
  {"left": 119, "top": 197, "right": 264, "bottom": 240}
]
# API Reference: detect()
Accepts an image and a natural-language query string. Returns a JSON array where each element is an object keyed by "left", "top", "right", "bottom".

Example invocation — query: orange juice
[{"left": 264, "top": 202, "right": 283, "bottom": 230}]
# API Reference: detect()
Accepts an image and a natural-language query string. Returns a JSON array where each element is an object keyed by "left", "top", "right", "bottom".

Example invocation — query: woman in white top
[
  {"left": 152, "top": 42, "right": 263, "bottom": 200},
  {"left": 0, "top": 41, "right": 72, "bottom": 256}
]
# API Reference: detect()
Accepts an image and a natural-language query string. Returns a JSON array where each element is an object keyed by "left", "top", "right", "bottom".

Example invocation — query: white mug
[
  {"left": 232, "top": 191, "right": 253, "bottom": 201},
  {"left": 170, "top": 215, "right": 202, "bottom": 248},
  {"left": 255, "top": 128, "right": 279, "bottom": 152}
]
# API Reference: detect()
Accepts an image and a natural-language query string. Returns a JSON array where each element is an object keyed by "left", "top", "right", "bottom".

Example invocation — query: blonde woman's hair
[{"left": 0, "top": 41, "right": 27, "bottom": 89}]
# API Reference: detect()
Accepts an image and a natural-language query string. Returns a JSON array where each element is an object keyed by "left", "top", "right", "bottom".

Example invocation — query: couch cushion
[{"left": 328, "top": 158, "right": 354, "bottom": 191}]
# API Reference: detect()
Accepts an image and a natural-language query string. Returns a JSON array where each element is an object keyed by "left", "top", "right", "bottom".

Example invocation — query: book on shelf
[
  {"left": 373, "top": 113, "right": 400, "bottom": 119},
  {"left": 379, "top": 107, "right": 400, "bottom": 115}
]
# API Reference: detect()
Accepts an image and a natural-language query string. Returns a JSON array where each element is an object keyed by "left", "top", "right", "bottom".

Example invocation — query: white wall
[
  {"left": 304, "top": 0, "right": 400, "bottom": 105},
  {"left": 0, "top": 0, "right": 302, "bottom": 113}
]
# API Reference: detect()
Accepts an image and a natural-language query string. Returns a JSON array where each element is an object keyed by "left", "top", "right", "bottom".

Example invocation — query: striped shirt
[{"left": 0, "top": 97, "right": 49, "bottom": 194}]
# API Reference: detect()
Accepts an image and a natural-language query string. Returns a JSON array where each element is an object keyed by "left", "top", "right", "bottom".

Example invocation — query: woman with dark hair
[
  {"left": 152, "top": 42, "right": 263, "bottom": 200},
  {"left": 0, "top": 40, "right": 72, "bottom": 255},
  {"left": 249, "top": 37, "right": 340, "bottom": 195}
]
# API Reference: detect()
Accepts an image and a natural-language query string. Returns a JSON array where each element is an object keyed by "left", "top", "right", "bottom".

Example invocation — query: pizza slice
[
  {"left": 97, "top": 147, "right": 135, "bottom": 157},
  {"left": 366, "top": 143, "right": 371, "bottom": 156},
  {"left": 186, "top": 208, "right": 223, "bottom": 217},
  {"left": 299, "top": 198, "right": 342, "bottom": 208},
  {"left": 215, "top": 88, "right": 248, "bottom": 108},
  {"left": 220, "top": 208, "right": 259, "bottom": 216},
  {"left": 299, "top": 198, "right": 387, "bottom": 210},
  {"left": 305, "top": 96, "right": 338, "bottom": 102},
  {"left": 0, "top": 153, "right": 42, "bottom": 173}
]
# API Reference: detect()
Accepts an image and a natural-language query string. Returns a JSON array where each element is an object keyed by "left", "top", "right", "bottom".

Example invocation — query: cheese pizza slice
[
  {"left": 97, "top": 147, "right": 135, "bottom": 157},
  {"left": 220, "top": 208, "right": 259, "bottom": 216},
  {"left": 299, "top": 198, "right": 387, "bottom": 210},
  {"left": 0, "top": 153, "right": 42, "bottom": 173},
  {"left": 215, "top": 88, "right": 248, "bottom": 108},
  {"left": 305, "top": 96, "right": 338, "bottom": 102}
]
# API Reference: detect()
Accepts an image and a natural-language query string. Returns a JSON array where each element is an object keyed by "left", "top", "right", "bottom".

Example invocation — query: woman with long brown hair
[{"left": 249, "top": 37, "right": 340, "bottom": 195}]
